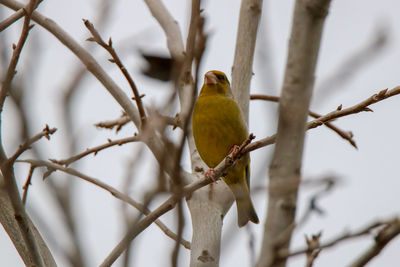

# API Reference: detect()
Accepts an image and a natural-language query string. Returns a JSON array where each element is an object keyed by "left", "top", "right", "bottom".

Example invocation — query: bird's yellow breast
[{"left": 192, "top": 94, "right": 248, "bottom": 168}]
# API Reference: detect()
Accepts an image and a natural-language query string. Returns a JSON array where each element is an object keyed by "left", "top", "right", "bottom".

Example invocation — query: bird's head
[{"left": 199, "top": 70, "right": 232, "bottom": 97}]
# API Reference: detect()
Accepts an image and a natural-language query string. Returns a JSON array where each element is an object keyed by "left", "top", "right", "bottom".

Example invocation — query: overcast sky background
[{"left": 1, "top": 0, "right": 400, "bottom": 266}]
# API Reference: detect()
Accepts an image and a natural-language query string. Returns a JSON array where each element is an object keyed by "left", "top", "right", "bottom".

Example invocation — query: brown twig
[
  {"left": 0, "top": 1, "right": 46, "bottom": 266},
  {"left": 17, "top": 159, "right": 191, "bottom": 250},
  {"left": 95, "top": 113, "right": 131, "bottom": 132},
  {"left": 305, "top": 233, "right": 322, "bottom": 267},
  {"left": 50, "top": 136, "right": 139, "bottom": 166},
  {"left": 251, "top": 94, "right": 357, "bottom": 148},
  {"left": 83, "top": 19, "right": 146, "bottom": 126},
  {"left": 245, "top": 86, "right": 400, "bottom": 154},
  {"left": 96, "top": 112, "right": 182, "bottom": 132},
  {"left": 350, "top": 219, "right": 400, "bottom": 267},
  {"left": 277, "top": 219, "right": 398, "bottom": 260},
  {"left": 21, "top": 164, "right": 35, "bottom": 204},
  {"left": 0, "top": 0, "right": 41, "bottom": 113},
  {"left": 10, "top": 124, "right": 56, "bottom": 163}
]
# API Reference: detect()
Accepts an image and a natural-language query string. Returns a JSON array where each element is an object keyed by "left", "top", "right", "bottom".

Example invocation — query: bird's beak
[{"left": 205, "top": 72, "right": 217, "bottom": 85}]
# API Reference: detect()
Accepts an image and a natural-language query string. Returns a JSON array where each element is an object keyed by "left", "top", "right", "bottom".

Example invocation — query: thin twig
[
  {"left": 9, "top": 124, "right": 56, "bottom": 163},
  {"left": 50, "top": 135, "right": 139, "bottom": 166},
  {"left": 0, "top": 7, "right": 24, "bottom": 31},
  {"left": 245, "top": 86, "right": 400, "bottom": 154},
  {"left": 17, "top": 159, "right": 191, "bottom": 249},
  {"left": 350, "top": 219, "right": 400, "bottom": 267},
  {"left": 22, "top": 164, "right": 35, "bottom": 204},
  {"left": 95, "top": 113, "right": 131, "bottom": 132},
  {"left": 278, "top": 219, "right": 398, "bottom": 260},
  {"left": 0, "top": 0, "right": 41, "bottom": 113},
  {"left": 251, "top": 94, "right": 357, "bottom": 148},
  {"left": 83, "top": 19, "right": 146, "bottom": 126},
  {"left": 0, "top": 1, "right": 46, "bottom": 266}
]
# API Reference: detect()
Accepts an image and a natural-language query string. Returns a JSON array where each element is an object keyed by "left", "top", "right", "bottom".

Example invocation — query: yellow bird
[{"left": 192, "top": 70, "right": 259, "bottom": 227}]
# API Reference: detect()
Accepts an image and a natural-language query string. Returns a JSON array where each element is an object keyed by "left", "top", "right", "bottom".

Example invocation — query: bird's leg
[{"left": 205, "top": 168, "right": 216, "bottom": 182}]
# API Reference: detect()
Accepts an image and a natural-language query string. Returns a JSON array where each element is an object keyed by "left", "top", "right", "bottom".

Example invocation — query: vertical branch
[
  {"left": 257, "top": 1, "right": 331, "bottom": 267},
  {"left": 231, "top": 0, "right": 263, "bottom": 122},
  {"left": 0, "top": 0, "right": 50, "bottom": 266}
]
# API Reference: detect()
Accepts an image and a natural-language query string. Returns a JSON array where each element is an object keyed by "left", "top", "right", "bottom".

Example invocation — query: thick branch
[
  {"left": 257, "top": 1, "right": 332, "bottom": 267},
  {"left": 143, "top": 0, "right": 184, "bottom": 60},
  {"left": 231, "top": 0, "right": 263, "bottom": 121}
]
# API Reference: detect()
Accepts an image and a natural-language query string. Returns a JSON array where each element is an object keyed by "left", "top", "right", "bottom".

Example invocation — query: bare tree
[{"left": 0, "top": 0, "right": 399, "bottom": 267}]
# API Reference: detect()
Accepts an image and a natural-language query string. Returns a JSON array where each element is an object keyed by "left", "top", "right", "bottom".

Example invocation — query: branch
[
  {"left": 21, "top": 164, "right": 35, "bottom": 204},
  {"left": 0, "top": 0, "right": 193, "bottom": 185},
  {"left": 0, "top": 1, "right": 47, "bottom": 266},
  {"left": 258, "top": 1, "right": 332, "bottom": 266},
  {"left": 17, "top": 159, "right": 191, "bottom": 250},
  {"left": 307, "top": 87, "right": 400, "bottom": 129},
  {"left": 83, "top": 19, "right": 146, "bottom": 126},
  {"left": 277, "top": 219, "right": 399, "bottom": 260},
  {"left": 100, "top": 134, "right": 256, "bottom": 266},
  {"left": 143, "top": 0, "right": 184, "bottom": 60},
  {"left": 245, "top": 86, "right": 400, "bottom": 154},
  {"left": 9, "top": 124, "right": 56, "bottom": 163},
  {"left": 231, "top": 0, "right": 263, "bottom": 121},
  {"left": 0, "top": 0, "right": 41, "bottom": 113},
  {"left": 95, "top": 113, "right": 131, "bottom": 132},
  {"left": 251, "top": 94, "right": 357, "bottom": 148},
  {"left": 350, "top": 219, "right": 400, "bottom": 267},
  {"left": 0, "top": 7, "right": 24, "bottom": 31},
  {"left": 50, "top": 136, "right": 139, "bottom": 166}
]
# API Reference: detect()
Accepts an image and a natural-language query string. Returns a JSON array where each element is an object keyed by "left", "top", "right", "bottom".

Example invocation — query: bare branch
[
  {"left": 95, "top": 112, "right": 130, "bottom": 132},
  {"left": 251, "top": 94, "right": 357, "bottom": 148},
  {"left": 0, "top": 1, "right": 48, "bottom": 266},
  {"left": 10, "top": 125, "right": 56, "bottom": 163},
  {"left": 100, "top": 134, "right": 256, "bottom": 266},
  {"left": 231, "top": 0, "right": 263, "bottom": 121},
  {"left": 0, "top": 0, "right": 41, "bottom": 113},
  {"left": 350, "top": 219, "right": 400, "bottom": 267},
  {"left": 21, "top": 164, "right": 35, "bottom": 204},
  {"left": 83, "top": 19, "right": 147, "bottom": 126},
  {"left": 304, "top": 233, "right": 322, "bottom": 267},
  {"left": 17, "top": 159, "right": 191, "bottom": 250},
  {"left": 50, "top": 136, "right": 139, "bottom": 166},
  {"left": 277, "top": 219, "right": 399, "bottom": 261},
  {"left": 143, "top": 0, "right": 184, "bottom": 60},
  {"left": 258, "top": 1, "right": 332, "bottom": 266},
  {"left": 245, "top": 86, "right": 400, "bottom": 154}
]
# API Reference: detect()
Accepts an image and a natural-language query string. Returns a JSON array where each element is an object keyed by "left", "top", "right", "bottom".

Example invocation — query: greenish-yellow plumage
[{"left": 192, "top": 70, "right": 259, "bottom": 227}]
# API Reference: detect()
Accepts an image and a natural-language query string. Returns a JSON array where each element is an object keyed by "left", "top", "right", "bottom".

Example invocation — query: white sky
[{"left": 1, "top": 0, "right": 400, "bottom": 266}]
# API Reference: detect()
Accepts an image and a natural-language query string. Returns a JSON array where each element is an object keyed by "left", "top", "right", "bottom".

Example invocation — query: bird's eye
[{"left": 216, "top": 74, "right": 225, "bottom": 81}]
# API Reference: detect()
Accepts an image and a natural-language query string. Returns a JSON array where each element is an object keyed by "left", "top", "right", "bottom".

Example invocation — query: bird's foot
[
  {"left": 228, "top": 145, "right": 240, "bottom": 156},
  {"left": 205, "top": 168, "right": 216, "bottom": 182}
]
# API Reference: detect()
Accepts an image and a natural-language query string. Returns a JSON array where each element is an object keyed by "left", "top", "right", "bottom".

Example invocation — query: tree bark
[{"left": 257, "top": 0, "right": 332, "bottom": 266}]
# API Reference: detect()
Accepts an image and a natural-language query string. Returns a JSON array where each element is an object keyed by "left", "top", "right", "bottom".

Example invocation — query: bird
[{"left": 192, "top": 70, "right": 259, "bottom": 227}]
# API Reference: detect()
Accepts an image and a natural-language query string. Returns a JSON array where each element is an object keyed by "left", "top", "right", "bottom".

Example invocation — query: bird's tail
[{"left": 236, "top": 194, "right": 259, "bottom": 227}]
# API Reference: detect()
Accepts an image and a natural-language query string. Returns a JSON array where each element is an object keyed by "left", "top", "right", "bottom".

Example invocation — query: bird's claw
[
  {"left": 228, "top": 145, "right": 240, "bottom": 156},
  {"left": 205, "top": 168, "right": 216, "bottom": 182}
]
